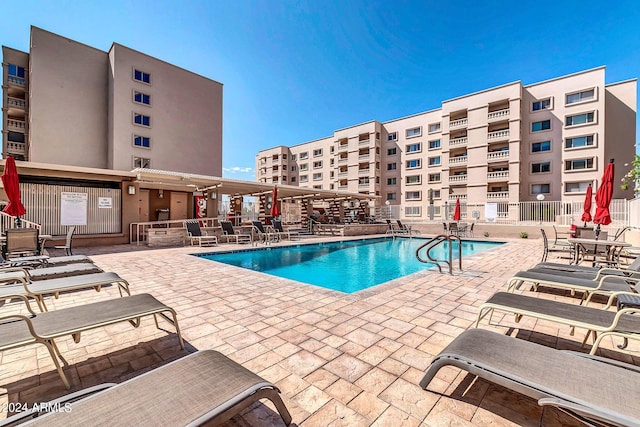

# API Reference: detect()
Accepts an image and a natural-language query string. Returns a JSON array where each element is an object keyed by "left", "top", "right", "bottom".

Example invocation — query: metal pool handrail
[{"left": 416, "top": 234, "right": 462, "bottom": 274}]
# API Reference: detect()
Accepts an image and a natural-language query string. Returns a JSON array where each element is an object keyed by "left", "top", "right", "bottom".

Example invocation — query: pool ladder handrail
[{"left": 416, "top": 234, "right": 462, "bottom": 274}]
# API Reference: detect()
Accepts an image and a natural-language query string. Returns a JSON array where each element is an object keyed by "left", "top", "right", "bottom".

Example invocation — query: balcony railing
[
  {"left": 338, "top": 158, "right": 348, "bottom": 164},
  {"left": 358, "top": 154, "right": 370, "bottom": 160},
  {"left": 487, "top": 151, "right": 509, "bottom": 161},
  {"left": 487, "top": 109, "right": 510, "bottom": 120},
  {"left": 449, "top": 136, "right": 468, "bottom": 147},
  {"left": 358, "top": 139, "right": 370, "bottom": 146},
  {"left": 338, "top": 171, "right": 348, "bottom": 177},
  {"left": 358, "top": 169, "right": 370, "bottom": 176},
  {"left": 7, "top": 119, "right": 26, "bottom": 130},
  {"left": 487, "top": 129, "right": 509, "bottom": 140},
  {"left": 6, "top": 141, "right": 27, "bottom": 155},
  {"left": 8, "top": 75, "right": 26, "bottom": 86},
  {"left": 449, "top": 194, "right": 467, "bottom": 200},
  {"left": 449, "top": 155, "right": 468, "bottom": 165},
  {"left": 449, "top": 175, "right": 468, "bottom": 182},
  {"left": 7, "top": 97, "right": 26, "bottom": 109},
  {"left": 358, "top": 183, "right": 370, "bottom": 188},
  {"left": 487, "top": 191, "right": 509, "bottom": 200},
  {"left": 449, "top": 118, "right": 468, "bottom": 128},
  {"left": 487, "top": 171, "right": 509, "bottom": 180},
  {"left": 338, "top": 185, "right": 348, "bottom": 190},
  {"left": 338, "top": 144, "right": 349, "bottom": 152}
]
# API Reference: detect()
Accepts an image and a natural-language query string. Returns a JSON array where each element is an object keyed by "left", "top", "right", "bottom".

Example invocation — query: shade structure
[
  {"left": 580, "top": 184, "right": 592, "bottom": 226},
  {"left": 1, "top": 156, "right": 26, "bottom": 220},
  {"left": 453, "top": 198, "right": 461, "bottom": 221},
  {"left": 270, "top": 186, "right": 280, "bottom": 218},
  {"left": 593, "top": 159, "right": 615, "bottom": 227}
]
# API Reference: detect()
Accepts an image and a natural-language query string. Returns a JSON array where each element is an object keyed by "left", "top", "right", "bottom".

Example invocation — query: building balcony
[
  {"left": 487, "top": 150, "right": 509, "bottom": 161},
  {"left": 338, "top": 171, "right": 348, "bottom": 177},
  {"left": 449, "top": 155, "right": 468, "bottom": 165},
  {"left": 6, "top": 141, "right": 27, "bottom": 155},
  {"left": 358, "top": 139, "right": 370, "bottom": 146},
  {"left": 487, "top": 191, "right": 509, "bottom": 200},
  {"left": 7, "top": 75, "right": 26, "bottom": 87},
  {"left": 358, "top": 183, "right": 370, "bottom": 188},
  {"left": 358, "top": 169, "right": 370, "bottom": 176},
  {"left": 7, "top": 119, "right": 26, "bottom": 131},
  {"left": 487, "top": 171, "right": 509, "bottom": 180},
  {"left": 338, "top": 185, "right": 348, "bottom": 190},
  {"left": 337, "top": 144, "right": 349, "bottom": 152},
  {"left": 449, "top": 194, "right": 467, "bottom": 200},
  {"left": 487, "top": 129, "right": 509, "bottom": 140},
  {"left": 449, "top": 118, "right": 468, "bottom": 128},
  {"left": 358, "top": 154, "right": 370, "bottom": 161},
  {"left": 449, "top": 174, "right": 468, "bottom": 183},
  {"left": 337, "top": 158, "right": 348, "bottom": 164},
  {"left": 7, "top": 97, "right": 26, "bottom": 109},
  {"left": 487, "top": 108, "right": 510, "bottom": 120},
  {"left": 449, "top": 136, "right": 468, "bottom": 147}
]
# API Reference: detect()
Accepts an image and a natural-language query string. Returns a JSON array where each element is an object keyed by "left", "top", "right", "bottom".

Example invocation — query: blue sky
[{"left": 2, "top": 0, "right": 639, "bottom": 180}]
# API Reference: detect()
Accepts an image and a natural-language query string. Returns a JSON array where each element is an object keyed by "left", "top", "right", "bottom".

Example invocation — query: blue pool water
[{"left": 195, "top": 237, "right": 502, "bottom": 293}]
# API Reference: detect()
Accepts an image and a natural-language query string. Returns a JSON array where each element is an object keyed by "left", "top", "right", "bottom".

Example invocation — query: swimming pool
[{"left": 195, "top": 237, "right": 502, "bottom": 293}]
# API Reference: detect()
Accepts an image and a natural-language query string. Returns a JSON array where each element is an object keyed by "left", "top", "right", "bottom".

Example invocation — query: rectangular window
[
  {"left": 282, "top": 176, "right": 287, "bottom": 181},
  {"left": 532, "top": 184, "right": 551, "bottom": 194},
  {"left": 313, "top": 161, "right": 322, "bottom": 168},
  {"left": 405, "top": 191, "right": 421, "bottom": 200},
  {"left": 531, "top": 120, "right": 551, "bottom": 132},
  {"left": 134, "top": 113, "right": 151, "bottom": 127},
  {"left": 532, "top": 98, "right": 551, "bottom": 111},
  {"left": 565, "top": 135, "right": 594, "bottom": 149},
  {"left": 134, "top": 69, "right": 151, "bottom": 84},
  {"left": 387, "top": 177, "right": 397, "bottom": 185},
  {"left": 387, "top": 148, "right": 397, "bottom": 156},
  {"left": 428, "top": 156, "right": 441, "bottom": 166},
  {"left": 406, "top": 143, "right": 421, "bottom": 153},
  {"left": 291, "top": 154, "right": 297, "bottom": 161},
  {"left": 133, "top": 156, "right": 150, "bottom": 168},
  {"left": 134, "top": 91, "right": 151, "bottom": 105},
  {"left": 405, "top": 206, "right": 422, "bottom": 216},
  {"left": 299, "top": 175, "right": 308, "bottom": 182},
  {"left": 290, "top": 177, "right": 296, "bottom": 182},
  {"left": 386, "top": 193, "right": 396, "bottom": 200},
  {"left": 8, "top": 64, "right": 26, "bottom": 78},
  {"left": 566, "top": 112, "right": 594, "bottom": 126},
  {"left": 406, "top": 175, "right": 421, "bottom": 185},
  {"left": 299, "top": 152, "right": 308, "bottom": 160},
  {"left": 566, "top": 89, "right": 595, "bottom": 105},
  {"left": 291, "top": 165, "right": 297, "bottom": 171},
  {"left": 313, "top": 149, "right": 323, "bottom": 156},
  {"left": 406, "top": 159, "right": 421, "bottom": 169},
  {"left": 134, "top": 135, "right": 151, "bottom": 148},
  {"left": 565, "top": 182, "right": 592, "bottom": 193},
  {"left": 428, "top": 173, "right": 441, "bottom": 182},
  {"left": 387, "top": 132, "right": 398, "bottom": 141},
  {"left": 531, "top": 141, "right": 551, "bottom": 152},
  {"left": 406, "top": 127, "right": 422, "bottom": 138},
  {"left": 359, "top": 177, "right": 369, "bottom": 185},
  {"left": 565, "top": 158, "right": 594, "bottom": 171},
  {"left": 313, "top": 173, "right": 322, "bottom": 180},
  {"left": 429, "top": 139, "right": 441, "bottom": 149},
  {"left": 428, "top": 123, "right": 441, "bottom": 133},
  {"left": 387, "top": 163, "right": 397, "bottom": 170},
  {"left": 531, "top": 162, "right": 551, "bottom": 173},
  {"left": 299, "top": 163, "right": 308, "bottom": 171},
  {"left": 432, "top": 190, "right": 441, "bottom": 199}
]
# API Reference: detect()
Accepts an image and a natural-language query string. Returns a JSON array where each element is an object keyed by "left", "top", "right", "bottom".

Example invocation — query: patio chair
[
  {"left": 0, "top": 293, "right": 183, "bottom": 389},
  {"left": 552, "top": 225, "right": 572, "bottom": 248},
  {"left": 219, "top": 220, "right": 252, "bottom": 244},
  {"left": 448, "top": 222, "right": 460, "bottom": 237},
  {"left": 47, "top": 226, "right": 76, "bottom": 256},
  {"left": 442, "top": 222, "right": 448, "bottom": 233},
  {"left": 0, "top": 270, "right": 131, "bottom": 311},
  {"left": 1, "top": 350, "right": 292, "bottom": 427},
  {"left": 385, "top": 219, "right": 397, "bottom": 236},
  {"left": 540, "top": 229, "right": 573, "bottom": 262},
  {"left": 184, "top": 220, "right": 218, "bottom": 247},
  {"left": 396, "top": 220, "right": 416, "bottom": 236},
  {"left": 533, "top": 256, "right": 640, "bottom": 279},
  {"left": 251, "top": 220, "right": 279, "bottom": 245},
  {"left": 273, "top": 220, "right": 300, "bottom": 240},
  {"left": 2, "top": 228, "right": 41, "bottom": 258},
  {"left": 475, "top": 290, "right": 640, "bottom": 354},
  {"left": 420, "top": 328, "right": 640, "bottom": 427},
  {"left": 0, "top": 262, "right": 102, "bottom": 281}
]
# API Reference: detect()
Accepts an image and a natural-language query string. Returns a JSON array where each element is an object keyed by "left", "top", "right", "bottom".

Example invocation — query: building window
[
  {"left": 359, "top": 177, "right": 370, "bottom": 185},
  {"left": 531, "top": 162, "right": 551, "bottom": 173},
  {"left": 428, "top": 123, "right": 441, "bottom": 133},
  {"left": 299, "top": 152, "right": 308, "bottom": 160},
  {"left": 291, "top": 165, "right": 297, "bottom": 171},
  {"left": 429, "top": 139, "right": 441, "bottom": 149},
  {"left": 406, "top": 143, "right": 421, "bottom": 153},
  {"left": 386, "top": 193, "right": 396, "bottom": 200},
  {"left": 134, "top": 113, "right": 151, "bottom": 127},
  {"left": 405, "top": 191, "right": 421, "bottom": 200},
  {"left": 406, "top": 175, "right": 421, "bottom": 185},
  {"left": 133, "top": 156, "right": 150, "bottom": 168},
  {"left": 531, "top": 141, "right": 551, "bottom": 152},
  {"left": 300, "top": 175, "right": 308, "bottom": 182},
  {"left": 405, "top": 206, "right": 422, "bottom": 216},
  {"left": 387, "top": 163, "right": 397, "bottom": 170},
  {"left": 566, "top": 89, "right": 595, "bottom": 105},
  {"left": 432, "top": 190, "right": 441, "bottom": 199},
  {"left": 290, "top": 177, "right": 296, "bottom": 182},
  {"left": 387, "top": 148, "right": 397, "bottom": 155},
  {"left": 133, "top": 69, "right": 151, "bottom": 84},
  {"left": 313, "top": 161, "right": 322, "bottom": 169},
  {"left": 282, "top": 176, "right": 287, "bottom": 181},
  {"left": 565, "top": 181, "right": 591, "bottom": 193},
  {"left": 531, "top": 120, "right": 551, "bottom": 132},
  {"left": 299, "top": 163, "right": 308, "bottom": 171},
  {"left": 133, "top": 135, "right": 151, "bottom": 148},
  {"left": 406, "top": 159, "right": 421, "bottom": 169},
  {"left": 291, "top": 154, "right": 297, "bottom": 161},
  {"left": 532, "top": 98, "right": 551, "bottom": 111},
  {"left": 406, "top": 127, "right": 422, "bottom": 138},
  {"left": 387, "top": 132, "right": 398, "bottom": 141},
  {"left": 428, "top": 156, "right": 441, "bottom": 166},
  {"left": 566, "top": 112, "right": 595, "bottom": 126},
  {"left": 313, "top": 148, "right": 323, "bottom": 157},
  {"left": 428, "top": 173, "right": 441, "bottom": 182},
  {"left": 531, "top": 183, "right": 551, "bottom": 194},
  {"left": 565, "top": 158, "right": 594, "bottom": 171},
  {"left": 387, "top": 177, "right": 397, "bottom": 185},
  {"left": 565, "top": 135, "right": 595, "bottom": 149},
  {"left": 8, "top": 64, "right": 26, "bottom": 78},
  {"left": 313, "top": 173, "right": 322, "bottom": 181},
  {"left": 134, "top": 91, "right": 151, "bottom": 105}
]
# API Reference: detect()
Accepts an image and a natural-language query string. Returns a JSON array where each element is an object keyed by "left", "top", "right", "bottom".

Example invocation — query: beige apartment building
[
  {"left": 2, "top": 26, "right": 223, "bottom": 176},
  {"left": 257, "top": 67, "right": 636, "bottom": 220}
]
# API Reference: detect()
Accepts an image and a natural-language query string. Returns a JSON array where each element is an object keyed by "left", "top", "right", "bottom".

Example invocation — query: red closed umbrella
[
  {"left": 580, "top": 184, "right": 592, "bottom": 226},
  {"left": 593, "top": 159, "right": 614, "bottom": 237},
  {"left": 2, "top": 157, "right": 26, "bottom": 226},
  {"left": 270, "top": 186, "right": 279, "bottom": 218},
  {"left": 453, "top": 198, "right": 461, "bottom": 221}
]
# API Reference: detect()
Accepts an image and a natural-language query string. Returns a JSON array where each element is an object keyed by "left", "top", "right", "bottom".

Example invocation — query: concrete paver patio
[{"left": 1, "top": 235, "right": 638, "bottom": 426}]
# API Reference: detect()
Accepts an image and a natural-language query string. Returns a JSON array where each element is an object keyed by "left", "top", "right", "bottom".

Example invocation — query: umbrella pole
[
  {"left": 595, "top": 224, "right": 601, "bottom": 238},
  {"left": 15, "top": 216, "right": 22, "bottom": 228}
]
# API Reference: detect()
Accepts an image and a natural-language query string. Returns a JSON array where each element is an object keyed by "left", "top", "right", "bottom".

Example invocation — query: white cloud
[{"left": 223, "top": 166, "right": 252, "bottom": 173}]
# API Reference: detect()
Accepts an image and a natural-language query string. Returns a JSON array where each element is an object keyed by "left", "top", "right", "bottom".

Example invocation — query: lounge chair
[
  {"left": 184, "top": 220, "right": 218, "bottom": 247},
  {"left": 531, "top": 256, "right": 640, "bottom": 279},
  {"left": 420, "top": 328, "right": 640, "bottom": 427},
  {"left": 251, "top": 220, "right": 279, "bottom": 245},
  {"left": 272, "top": 220, "right": 300, "bottom": 240},
  {"left": 0, "top": 262, "right": 102, "bottom": 281},
  {"left": 385, "top": 219, "right": 397, "bottom": 236},
  {"left": 219, "top": 220, "right": 252, "bottom": 244},
  {"left": 2, "top": 253, "right": 94, "bottom": 269},
  {"left": 0, "top": 293, "right": 183, "bottom": 389},
  {"left": 0, "top": 271, "right": 131, "bottom": 311},
  {"left": 475, "top": 291, "right": 640, "bottom": 354},
  {"left": 396, "top": 220, "right": 417, "bottom": 236},
  {"left": 1, "top": 350, "right": 291, "bottom": 427}
]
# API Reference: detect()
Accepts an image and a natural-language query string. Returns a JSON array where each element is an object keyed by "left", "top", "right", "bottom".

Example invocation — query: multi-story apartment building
[
  {"left": 2, "top": 26, "right": 223, "bottom": 176},
  {"left": 256, "top": 67, "right": 636, "bottom": 219}
]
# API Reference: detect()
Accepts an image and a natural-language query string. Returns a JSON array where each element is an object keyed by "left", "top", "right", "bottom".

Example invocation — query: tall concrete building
[
  {"left": 2, "top": 26, "right": 223, "bottom": 176},
  {"left": 257, "top": 67, "right": 636, "bottom": 219}
]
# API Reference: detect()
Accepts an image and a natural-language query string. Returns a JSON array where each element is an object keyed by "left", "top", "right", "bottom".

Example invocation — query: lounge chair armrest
[
  {"left": 538, "top": 397, "right": 630, "bottom": 427},
  {"left": 561, "top": 350, "right": 640, "bottom": 373},
  {"left": 0, "top": 293, "right": 37, "bottom": 314}
]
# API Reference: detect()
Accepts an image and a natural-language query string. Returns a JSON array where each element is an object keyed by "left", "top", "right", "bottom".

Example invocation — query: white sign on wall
[
  {"left": 485, "top": 203, "right": 498, "bottom": 222},
  {"left": 98, "top": 197, "right": 113, "bottom": 209},
  {"left": 61, "top": 192, "right": 88, "bottom": 225}
]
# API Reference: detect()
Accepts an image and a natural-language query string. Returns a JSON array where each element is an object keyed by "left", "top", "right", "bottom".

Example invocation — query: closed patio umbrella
[
  {"left": 270, "top": 186, "right": 280, "bottom": 219},
  {"left": 453, "top": 198, "right": 461, "bottom": 221},
  {"left": 2, "top": 156, "right": 26, "bottom": 227},
  {"left": 593, "top": 159, "right": 615, "bottom": 237},
  {"left": 581, "top": 184, "right": 592, "bottom": 227}
]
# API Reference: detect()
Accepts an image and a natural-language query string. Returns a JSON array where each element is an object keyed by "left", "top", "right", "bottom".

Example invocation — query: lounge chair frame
[
  {"left": 185, "top": 220, "right": 218, "bottom": 247},
  {"left": 219, "top": 220, "right": 252, "bottom": 244}
]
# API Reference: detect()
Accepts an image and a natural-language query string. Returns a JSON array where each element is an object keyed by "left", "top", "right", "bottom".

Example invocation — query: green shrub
[
  {"left": 483, "top": 231, "right": 489, "bottom": 237},
  {"left": 520, "top": 232, "right": 528, "bottom": 239}
]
